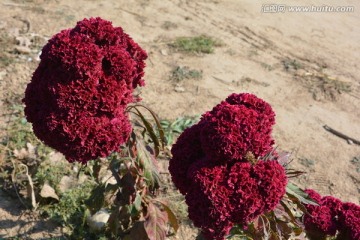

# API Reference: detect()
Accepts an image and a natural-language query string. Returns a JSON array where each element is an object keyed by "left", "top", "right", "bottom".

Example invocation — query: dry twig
[{"left": 323, "top": 125, "right": 360, "bottom": 145}]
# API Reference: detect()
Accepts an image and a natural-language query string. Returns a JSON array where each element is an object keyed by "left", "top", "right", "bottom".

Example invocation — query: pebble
[
  {"left": 174, "top": 85, "right": 185, "bottom": 92},
  {"left": 0, "top": 70, "right": 6, "bottom": 81},
  {"left": 14, "top": 46, "right": 31, "bottom": 54},
  {"left": 161, "top": 49, "right": 168, "bottom": 56}
]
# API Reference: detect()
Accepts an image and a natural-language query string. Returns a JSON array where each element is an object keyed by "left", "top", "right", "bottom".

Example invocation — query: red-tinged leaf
[
  {"left": 153, "top": 199, "right": 179, "bottom": 233},
  {"left": 273, "top": 204, "right": 288, "bottom": 222},
  {"left": 259, "top": 216, "right": 270, "bottom": 240},
  {"left": 277, "top": 152, "right": 291, "bottom": 166},
  {"left": 279, "top": 200, "right": 297, "bottom": 224},
  {"left": 136, "top": 140, "right": 161, "bottom": 190},
  {"left": 261, "top": 146, "right": 278, "bottom": 161},
  {"left": 144, "top": 202, "right": 168, "bottom": 240},
  {"left": 272, "top": 214, "right": 293, "bottom": 239}
]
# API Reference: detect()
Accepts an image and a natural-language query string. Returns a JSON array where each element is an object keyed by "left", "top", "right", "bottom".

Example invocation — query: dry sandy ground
[{"left": 0, "top": 0, "right": 359, "bottom": 238}]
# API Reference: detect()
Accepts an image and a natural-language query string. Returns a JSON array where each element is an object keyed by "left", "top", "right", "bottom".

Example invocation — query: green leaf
[
  {"left": 128, "top": 104, "right": 166, "bottom": 152},
  {"left": 144, "top": 202, "right": 168, "bottom": 240},
  {"left": 133, "top": 192, "right": 142, "bottom": 211},
  {"left": 85, "top": 184, "right": 106, "bottom": 214},
  {"left": 286, "top": 182, "right": 319, "bottom": 206},
  {"left": 130, "top": 107, "right": 161, "bottom": 156}
]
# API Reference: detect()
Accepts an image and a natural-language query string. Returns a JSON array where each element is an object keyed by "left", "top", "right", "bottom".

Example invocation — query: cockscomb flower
[
  {"left": 168, "top": 123, "right": 204, "bottom": 194},
  {"left": 338, "top": 202, "right": 360, "bottom": 240},
  {"left": 303, "top": 189, "right": 342, "bottom": 238},
  {"left": 200, "top": 93, "right": 275, "bottom": 163},
  {"left": 169, "top": 93, "right": 277, "bottom": 194},
  {"left": 23, "top": 17, "right": 147, "bottom": 163},
  {"left": 169, "top": 93, "right": 287, "bottom": 240},
  {"left": 185, "top": 159, "right": 287, "bottom": 240},
  {"left": 186, "top": 162, "right": 233, "bottom": 240}
]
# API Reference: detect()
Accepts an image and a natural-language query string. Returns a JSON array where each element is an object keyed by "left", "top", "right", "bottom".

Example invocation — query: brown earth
[{"left": 0, "top": 0, "right": 359, "bottom": 239}]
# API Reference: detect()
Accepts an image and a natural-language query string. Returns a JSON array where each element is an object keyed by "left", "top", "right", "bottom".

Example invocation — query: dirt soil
[{"left": 0, "top": 0, "right": 359, "bottom": 239}]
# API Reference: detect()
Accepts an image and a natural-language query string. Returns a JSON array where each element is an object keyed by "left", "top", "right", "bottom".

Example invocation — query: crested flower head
[
  {"left": 303, "top": 189, "right": 343, "bottom": 237},
  {"left": 23, "top": 17, "right": 147, "bottom": 163},
  {"left": 338, "top": 202, "right": 360, "bottom": 240},
  {"left": 169, "top": 93, "right": 287, "bottom": 240},
  {"left": 200, "top": 93, "right": 275, "bottom": 163}
]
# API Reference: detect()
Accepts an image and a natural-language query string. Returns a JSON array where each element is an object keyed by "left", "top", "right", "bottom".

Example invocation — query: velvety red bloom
[
  {"left": 169, "top": 93, "right": 277, "bottom": 195},
  {"left": 200, "top": 93, "right": 275, "bottom": 163},
  {"left": 321, "top": 196, "right": 343, "bottom": 218},
  {"left": 304, "top": 189, "right": 322, "bottom": 203},
  {"left": 169, "top": 93, "right": 285, "bottom": 240},
  {"left": 184, "top": 159, "right": 287, "bottom": 240},
  {"left": 186, "top": 187, "right": 233, "bottom": 240},
  {"left": 168, "top": 123, "right": 204, "bottom": 195},
  {"left": 23, "top": 17, "right": 147, "bottom": 163},
  {"left": 303, "top": 205, "right": 337, "bottom": 238},
  {"left": 338, "top": 202, "right": 360, "bottom": 240},
  {"left": 303, "top": 189, "right": 343, "bottom": 238},
  {"left": 251, "top": 160, "right": 288, "bottom": 212},
  {"left": 186, "top": 163, "right": 233, "bottom": 240}
]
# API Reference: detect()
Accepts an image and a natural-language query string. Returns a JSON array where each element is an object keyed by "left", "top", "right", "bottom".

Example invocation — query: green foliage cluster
[
  {"left": 41, "top": 181, "right": 98, "bottom": 238},
  {"left": 170, "top": 35, "right": 220, "bottom": 54},
  {"left": 170, "top": 66, "right": 202, "bottom": 82},
  {"left": 160, "top": 115, "right": 200, "bottom": 146}
]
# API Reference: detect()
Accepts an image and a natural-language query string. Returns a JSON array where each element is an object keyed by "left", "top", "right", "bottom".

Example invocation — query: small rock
[
  {"left": 14, "top": 46, "right": 31, "bottom": 54},
  {"left": 59, "top": 176, "right": 76, "bottom": 194},
  {"left": 0, "top": 70, "right": 6, "bottom": 81},
  {"left": 87, "top": 209, "right": 110, "bottom": 231},
  {"left": 40, "top": 183, "right": 59, "bottom": 201},
  {"left": 100, "top": 170, "right": 117, "bottom": 185},
  {"left": 0, "top": 21, "right": 7, "bottom": 29},
  {"left": 174, "top": 85, "right": 185, "bottom": 92},
  {"left": 160, "top": 49, "right": 168, "bottom": 56},
  {"left": 294, "top": 69, "right": 307, "bottom": 77},
  {"left": 48, "top": 151, "right": 64, "bottom": 162},
  {"left": 36, "top": 51, "right": 42, "bottom": 61},
  {"left": 15, "top": 36, "right": 31, "bottom": 47},
  {"left": 8, "top": 27, "right": 20, "bottom": 37}
]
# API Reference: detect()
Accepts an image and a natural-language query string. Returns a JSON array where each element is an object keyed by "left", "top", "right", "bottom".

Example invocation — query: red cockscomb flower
[
  {"left": 185, "top": 159, "right": 287, "bottom": 240},
  {"left": 303, "top": 189, "right": 342, "bottom": 238},
  {"left": 169, "top": 93, "right": 276, "bottom": 194},
  {"left": 23, "top": 17, "right": 147, "bottom": 163},
  {"left": 169, "top": 123, "right": 204, "bottom": 194},
  {"left": 169, "top": 93, "right": 286, "bottom": 240},
  {"left": 338, "top": 202, "right": 360, "bottom": 240},
  {"left": 186, "top": 162, "right": 233, "bottom": 240},
  {"left": 200, "top": 93, "right": 275, "bottom": 163}
]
